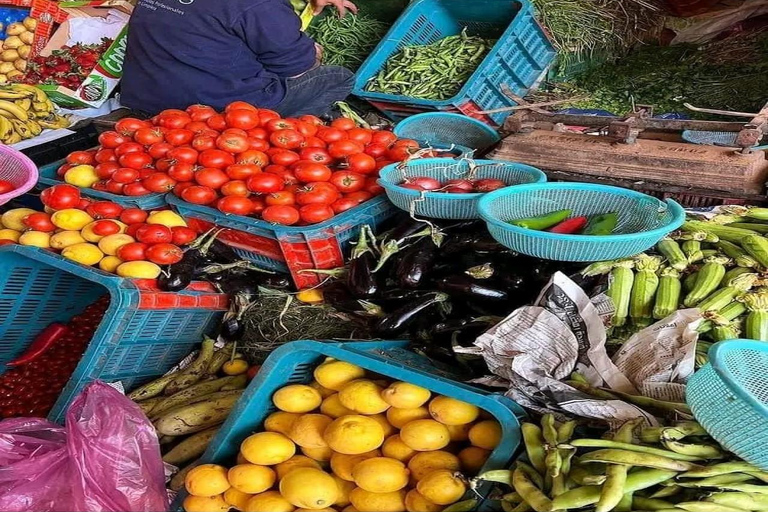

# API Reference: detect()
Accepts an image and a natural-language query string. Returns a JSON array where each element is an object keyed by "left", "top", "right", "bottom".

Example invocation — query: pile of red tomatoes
[{"left": 58, "top": 102, "right": 422, "bottom": 225}]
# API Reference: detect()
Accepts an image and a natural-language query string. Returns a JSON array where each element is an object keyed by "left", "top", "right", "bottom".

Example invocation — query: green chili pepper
[
  {"left": 510, "top": 210, "right": 573, "bottom": 230},
  {"left": 584, "top": 212, "right": 619, "bottom": 235}
]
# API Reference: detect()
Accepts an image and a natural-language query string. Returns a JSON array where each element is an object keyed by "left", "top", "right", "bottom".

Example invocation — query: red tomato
[
  {"left": 302, "top": 136, "right": 326, "bottom": 148},
  {"left": 261, "top": 205, "right": 300, "bottom": 225},
  {"left": 192, "top": 136, "right": 216, "bottom": 151},
  {"left": 216, "top": 133, "right": 250, "bottom": 153},
  {"left": 295, "top": 182, "right": 340, "bottom": 205},
  {"left": 317, "top": 127, "right": 347, "bottom": 143},
  {"left": 95, "top": 162, "right": 120, "bottom": 179},
  {"left": 155, "top": 158, "right": 172, "bottom": 172},
  {"left": 299, "top": 204, "right": 334, "bottom": 224},
  {"left": 328, "top": 140, "right": 364, "bottom": 159},
  {"left": 299, "top": 147, "right": 332, "bottom": 164},
  {"left": 226, "top": 163, "right": 260, "bottom": 180},
  {"left": 40, "top": 184, "right": 80, "bottom": 210},
  {"left": 199, "top": 149, "right": 235, "bottom": 169},
  {"left": 98, "top": 131, "right": 129, "bottom": 149},
  {"left": 265, "top": 119, "right": 296, "bottom": 132},
  {"left": 145, "top": 243, "right": 184, "bottom": 265},
  {"left": 91, "top": 220, "right": 121, "bottom": 236},
  {"left": 250, "top": 197, "right": 266, "bottom": 215},
  {"left": 237, "top": 150, "right": 269, "bottom": 166},
  {"left": 133, "top": 127, "right": 165, "bottom": 146},
  {"left": 345, "top": 190, "right": 374, "bottom": 204},
  {"left": 246, "top": 173, "right": 283, "bottom": 194},
  {"left": 293, "top": 161, "right": 332, "bottom": 183},
  {"left": 143, "top": 172, "right": 177, "bottom": 192},
  {"left": 269, "top": 129, "right": 304, "bottom": 149},
  {"left": 167, "top": 147, "right": 199, "bottom": 165},
  {"left": 392, "top": 138, "right": 420, "bottom": 150},
  {"left": 65, "top": 150, "right": 94, "bottom": 165},
  {"left": 474, "top": 179, "right": 507, "bottom": 192},
  {"left": 331, "top": 197, "right": 358, "bottom": 213},
  {"left": 56, "top": 163, "right": 73, "bottom": 178},
  {"left": 186, "top": 121, "right": 210, "bottom": 134},
  {"left": 171, "top": 226, "right": 198, "bottom": 245},
  {"left": 226, "top": 101, "right": 259, "bottom": 113},
  {"left": 135, "top": 224, "right": 173, "bottom": 244},
  {"left": 119, "top": 152, "right": 153, "bottom": 170},
  {"left": 299, "top": 114, "right": 323, "bottom": 126},
  {"left": 346, "top": 153, "right": 377, "bottom": 174},
  {"left": 387, "top": 146, "right": 417, "bottom": 161},
  {"left": 269, "top": 150, "right": 300, "bottom": 167},
  {"left": 123, "top": 182, "right": 152, "bottom": 196},
  {"left": 371, "top": 131, "right": 398, "bottom": 147},
  {"left": 264, "top": 165, "right": 297, "bottom": 186},
  {"left": 0, "top": 179, "right": 13, "bottom": 194},
  {"left": 247, "top": 127, "right": 269, "bottom": 140},
  {"left": 186, "top": 104, "right": 217, "bottom": 121},
  {"left": 195, "top": 167, "right": 229, "bottom": 189},
  {"left": 364, "top": 143, "right": 388, "bottom": 159},
  {"left": 330, "top": 171, "right": 365, "bottom": 193},
  {"left": 173, "top": 181, "right": 194, "bottom": 198},
  {"left": 165, "top": 128, "right": 195, "bottom": 146},
  {"left": 115, "top": 118, "right": 149, "bottom": 137},
  {"left": 216, "top": 196, "right": 253, "bottom": 216},
  {"left": 331, "top": 117, "right": 356, "bottom": 130},
  {"left": 346, "top": 128, "right": 373, "bottom": 145},
  {"left": 265, "top": 190, "right": 295, "bottom": 206},
  {"left": 376, "top": 159, "right": 395, "bottom": 171},
  {"left": 221, "top": 180, "right": 249, "bottom": 197},
  {"left": 223, "top": 128, "right": 248, "bottom": 137},
  {"left": 105, "top": 180, "right": 125, "bottom": 194},
  {"left": 295, "top": 121, "right": 318, "bottom": 138},
  {"left": 22, "top": 212, "right": 56, "bottom": 232},
  {"left": 181, "top": 185, "right": 218, "bottom": 205},
  {"left": 114, "top": 142, "right": 144, "bottom": 157},
  {"left": 140, "top": 168, "right": 156, "bottom": 180},
  {"left": 206, "top": 114, "right": 227, "bottom": 131},
  {"left": 86, "top": 201, "right": 123, "bottom": 219},
  {"left": 94, "top": 149, "right": 117, "bottom": 164},
  {"left": 117, "top": 242, "right": 149, "bottom": 261},
  {"left": 148, "top": 142, "right": 173, "bottom": 160},
  {"left": 225, "top": 109, "right": 260, "bottom": 130},
  {"left": 157, "top": 112, "right": 191, "bottom": 129},
  {"left": 364, "top": 178, "right": 384, "bottom": 196},
  {"left": 168, "top": 162, "right": 196, "bottom": 182}
]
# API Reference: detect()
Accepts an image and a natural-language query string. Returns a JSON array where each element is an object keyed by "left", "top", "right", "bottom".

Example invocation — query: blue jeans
[{"left": 275, "top": 65, "right": 354, "bottom": 118}]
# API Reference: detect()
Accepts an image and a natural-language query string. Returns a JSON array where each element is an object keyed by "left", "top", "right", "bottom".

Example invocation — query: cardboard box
[{"left": 36, "top": 0, "right": 132, "bottom": 108}]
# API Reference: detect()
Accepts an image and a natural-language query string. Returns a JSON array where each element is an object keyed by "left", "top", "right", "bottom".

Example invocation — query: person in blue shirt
[{"left": 121, "top": 0, "right": 357, "bottom": 117}]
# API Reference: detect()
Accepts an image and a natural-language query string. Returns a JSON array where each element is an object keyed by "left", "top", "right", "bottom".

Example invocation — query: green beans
[
  {"left": 595, "top": 421, "right": 635, "bottom": 512},
  {"left": 578, "top": 448, "right": 697, "bottom": 471},
  {"left": 551, "top": 468, "right": 678, "bottom": 509},
  {"left": 680, "top": 462, "right": 767, "bottom": 478},
  {"left": 569, "top": 439, "right": 703, "bottom": 462},
  {"left": 307, "top": 14, "right": 390, "bottom": 70},
  {"left": 521, "top": 423, "right": 547, "bottom": 475},
  {"left": 365, "top": 29, "right": 493, "bottom": 100},
  {"left": 512, "top": 467, "right": 552, "bottom": 512}
]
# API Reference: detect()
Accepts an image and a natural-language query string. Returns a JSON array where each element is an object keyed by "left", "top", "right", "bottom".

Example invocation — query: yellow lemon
[
  {"left": 185, "top": 464, "right": 231, "bottom": 497},
  {"left": 98, "top": 255, "right": 123, "bottom": 273},
  {"left": 222, "top": 359, "right": 248, "bottom": 375},
  {"left": 50, "top": 209, "right": 93, "bottom": 230},
  {"left": 386, "top": 406, "right": 430, "bottom": 429},
  {"left": 309, "top": 380, "right": 336, "bottom": 398},
  {"left": 296, "top": 288, "right": 324, "bottom": 304},
  {"left": 147, "top": 210, "right": 187, "bottom": 227},
  {"left": 399, "top": 420, "right": 450, "bottom": 452},
  {"left": 61, "top": 242, "right": 103, "bottom": 266},
  {"left": 404, "top": 489, "right": 442, "bottom": 512},
  {"left": 274, "top": 384, "right": 323, "bottom": 413},
  {"left": 329, "top": 450, "right": 381, "bottom": 481},
  {"left": 276, "top": 455, "right": 322, "bottom": 480},
  {"left": 18, "top": 230, "right": 50, "bottom": 248},
  {"left": 339, "top": 380, "right": 390, "bottom": 414},
  {"left": 457, "top": 446, "right": 490, "bottom": 475},
  {"left": 280, "top": 468, "right": 339, "bottom": 510},
  {"left": 0, "top": 228, "right": 20, "bottom": 241},
  {"left": 244, "top": 491, "right": 296, "bottom": 512},
  {"left": 416, "top": 470, "right": 466, "bottom": 505},
  {"left": 289, "top": 414, "right": 333, "bottom": 448},
  {"left": 183, "top": 494, "right": 230, "bottom": 512},
  {"left": 320, "top": 393, "right": 355, "bottom": 418},
  {"left": 352, "top": 457, "right": 410, "bottom": 493},
  {"left": 116, "top": 261, "right": 161, "bottom": 279},
  {"left": 370, "top": 413, "right": 396, "bottom": 438},
  {"left": 334, "top": 475, "right": 355, "bottom": 507},
  {"left": 407, "top": 451, "right": 461, "bottom": 481},
  {"left": 1, "top": 208, "right": 36, "bottom": 231},
  {"left": 349, "top": 488, "right": 406, "bottom": 512},
  {"left": 301, "top": 444, "right": 333, "bottom": 462},
  {"left": 223, "top": 487, "right": 253, "bottom": 511},
  {"left": 49, "top": 230, "right": 85, "bottom": 249},
  {"left": 445, "top": 423, "right": 473, "bottom": 442},
  {"left": 381, "top": 382, "right": 431, "bottom": 409},
  {"left": 64, "top": 164, "right": 99, "bottom": 188},
  {"left": 468, "top": 420, "right": 502, "bottom": 450},
  {"left": 314, "top": 359, "right": 366, "bottom": 391},
  {"left": 227, "top": 464, "right": 276, "bottom": 494},
  {"left": 97, "top": 233, "right": 134, "bottom": 256},
  {"left": 265, "top": 411, "right": 302, "bottom": 436},
  {"left": 241, "top": 432, "right": 295, "bottom": 465},
  {"left": 428, "top": 397, "right": 479, "bottom": 425},
  {"left": 381, "top": 435, "right": 417, "bottom": 463},
  {"left": 324, "top": 415, "right": 385, "bottom": 455}
]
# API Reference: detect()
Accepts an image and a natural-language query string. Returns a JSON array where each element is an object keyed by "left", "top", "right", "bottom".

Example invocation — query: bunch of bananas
[{"left": 0, "top": 83, "right": 69, "bottom": 144}]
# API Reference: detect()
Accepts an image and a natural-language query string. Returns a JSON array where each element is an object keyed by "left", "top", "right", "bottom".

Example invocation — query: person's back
[{"left": 122, "top": 0, "right": 353, "bottom": 116}]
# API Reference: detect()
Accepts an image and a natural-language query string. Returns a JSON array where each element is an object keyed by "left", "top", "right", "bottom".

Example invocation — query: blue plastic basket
[
  {"left": 394, "top": 113, "right": 501, "bottom": 153},
  {"left": 0, "top": 245, "right": 228, "bottom": 423},
  {"left": 477, "top": 183, "right": 686, "bottom": 261},
  {"left": 176, "top": 339, "right": 526, "bottom": 510},
  {"left": 353, "top": 0, "right": 555, "bottom": 125},
  {"left": 37, "top": 158, "right": 168, "bottom": 209},
  {"left": 165, "top": 194, "right": 398, "bottom": 288},
  {"left": 687, "top": 340, "right": 768, "bottom": 470},
  {"left": 378, "top": 158, "right": 546, "bottom": 219}
]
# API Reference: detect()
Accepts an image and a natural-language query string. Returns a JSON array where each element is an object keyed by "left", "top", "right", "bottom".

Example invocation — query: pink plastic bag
[{"left": 0, "top": 381, "right": 169, "bottom": 512}]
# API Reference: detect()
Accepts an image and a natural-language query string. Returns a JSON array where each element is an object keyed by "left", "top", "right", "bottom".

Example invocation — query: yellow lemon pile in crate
[{"left": 183, "top": 359, "right": 502, "bottom": 512}]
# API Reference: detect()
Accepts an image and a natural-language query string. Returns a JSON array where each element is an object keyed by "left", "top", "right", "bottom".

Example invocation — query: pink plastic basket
[{"left": 0, "top": 146, "right": 38, "bottom": 206}]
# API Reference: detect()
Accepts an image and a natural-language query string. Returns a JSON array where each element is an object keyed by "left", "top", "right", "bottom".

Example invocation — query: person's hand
[
  {"left": 314, "top": 43, "right": 324, "bottom": 64},
  {"left": 311, "top": 0, "right": 357, "bottom": 17}
]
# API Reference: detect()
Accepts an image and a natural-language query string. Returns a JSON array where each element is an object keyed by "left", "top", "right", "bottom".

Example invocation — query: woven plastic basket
[
  {"left": 394, "top": 113, "right": 501, "bottom": 152},
  {"left": 0, "top": 145, "right": 38, "bottom": 206},
  {"left": 687, "top": 340, "right": 768, "bottom": 470},
  {"left": 378, "top": 158, "right": 546, "bottom": 219},
  {"left": 477, "top": 182, "right": 685, "bottom": 261}
]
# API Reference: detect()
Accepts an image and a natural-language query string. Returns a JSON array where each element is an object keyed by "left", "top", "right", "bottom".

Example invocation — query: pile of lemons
[{"left": 183, "top": 359, "right": 503, "bottom": 512}]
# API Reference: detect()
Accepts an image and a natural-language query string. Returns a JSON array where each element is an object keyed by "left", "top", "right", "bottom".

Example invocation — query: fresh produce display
[
  {"left": 19, "top": 39, "right": 114, "bottom": 90},
  {"left": 511, "top": 210, "right": 619, "bottom": 235},
  {"left": 0, "top": 178, "right": 15, "bottom": 194},
  {"left": 475, "top": 414, "right": 768, "bottom": 512},
  {"left": 0, "top": 83, "right": 69, "bottom": 144},
  {"left": 307, "top": 13, "right": 391, "bottom": 70},
  {"left": 0, "top": 16, "right": 37, "bottom": 83},
  {"left": 181, "top": 358, "right": 500, "bottom": 512},
  {"left": 365, "top": 30, "right": 493, "bottom": 100},
  {"left": 0, "top": 185, "right": 192, "bottom": 278},
  {"left": 399, "top": 175, "right": 507, "bottom": 194},
  {"left": 0, "top": 296, "right": 108, "bottom": 418}
]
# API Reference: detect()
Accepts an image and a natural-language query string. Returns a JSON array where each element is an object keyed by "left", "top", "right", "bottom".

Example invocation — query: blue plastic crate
[
  {"left": 353, "top": 0, "right": 555, "bottom": 125},
  {"left": 175, "top": 340, "right": 525, "bottom": 510},
  {"left": 166, "top": 194, "right": 399, "bottom": 288},
  {"left": 37, "top": 158, "right": 168, "bottom": 209},
  {"left": 0, "top": 245, "right": 228, "bottom": 423}
]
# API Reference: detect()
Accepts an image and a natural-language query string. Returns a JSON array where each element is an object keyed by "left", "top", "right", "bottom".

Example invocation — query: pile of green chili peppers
[
  {"left": 307, "top": 14, "right": 391, "bottom": 70},
  {"left": 365, "top": 29, "right": 494, "bottom": 100}
]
